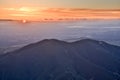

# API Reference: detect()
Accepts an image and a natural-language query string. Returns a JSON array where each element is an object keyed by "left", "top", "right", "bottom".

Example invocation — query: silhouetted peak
[
  {"left": 80, "top": 38, "right": 98, "bottom": 42},
  {"left": 0, "top": 38, "right": 120, "bottom": 80},
  {"left": 41, "top": 39, "right": 63, "bottom": 43},
  {"left": 40, "top": 38, "right": 101, "bottom": 44},
  {"left": 72, "top": 38, "right": 99, "bottom": 44},
  {"left": 35, "top": 39, "right": 67, "bottom": 45},
  {"left": 16, "top": 39, "right": 67, "bottom": 51},
  {"left": 23, "top": 39, "right": 106, "bottom": 49}
]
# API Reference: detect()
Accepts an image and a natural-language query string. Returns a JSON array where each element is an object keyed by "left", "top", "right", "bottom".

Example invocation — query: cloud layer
[{"left": 0, "top": 7, "right": 120, "bottom": 20}]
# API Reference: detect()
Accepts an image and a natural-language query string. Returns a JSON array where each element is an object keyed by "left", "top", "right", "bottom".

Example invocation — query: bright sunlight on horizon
[{"left": 0, "top": 0, "right": 120, "bottom": 21}]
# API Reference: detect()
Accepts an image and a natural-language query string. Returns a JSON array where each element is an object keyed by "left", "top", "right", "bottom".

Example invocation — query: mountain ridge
[{"left": 0, "top": 39, "right": 120, "bottom": 80}]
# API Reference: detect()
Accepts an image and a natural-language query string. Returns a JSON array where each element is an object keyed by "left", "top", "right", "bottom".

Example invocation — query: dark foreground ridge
[{"left": 0, "top": 39, "right": 120, "bottom": 80}]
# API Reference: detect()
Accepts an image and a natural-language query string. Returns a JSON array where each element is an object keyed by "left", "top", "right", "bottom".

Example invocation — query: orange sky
[{"left": 0, "top": 7, "right": 120, "bottom": 21}]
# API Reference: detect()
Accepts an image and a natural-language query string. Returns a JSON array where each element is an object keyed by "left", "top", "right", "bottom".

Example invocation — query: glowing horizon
[
  {"left": 0, "top": 7, "right": 120, "bottom": 21},
  {"left": 0, "top": 0, "right": 120, "bottom": 20}
]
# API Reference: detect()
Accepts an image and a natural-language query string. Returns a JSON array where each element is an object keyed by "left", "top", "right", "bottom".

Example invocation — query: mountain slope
[{"left": 0, "top": 39, "right": 120, "bottom": 80}]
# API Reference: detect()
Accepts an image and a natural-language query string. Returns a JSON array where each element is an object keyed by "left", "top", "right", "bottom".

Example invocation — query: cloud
[{"left": 1, "top": 7, "right": 120, "bottom": 20}]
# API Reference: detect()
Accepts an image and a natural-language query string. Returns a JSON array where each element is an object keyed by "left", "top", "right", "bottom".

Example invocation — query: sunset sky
[{"left": 0, "top": 0, "right": 120, "bottom": 20}]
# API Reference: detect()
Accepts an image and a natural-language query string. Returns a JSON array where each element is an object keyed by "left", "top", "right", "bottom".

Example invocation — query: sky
[
  {"left": 0, "top": 0, "right": 120, "bottom": 9},
  {"left": 0, "top": 0, "right": 120, "bottom": 20}
]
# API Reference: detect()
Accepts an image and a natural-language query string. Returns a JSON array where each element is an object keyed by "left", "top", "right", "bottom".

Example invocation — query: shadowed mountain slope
[{"left": 0, "top": 39, "right": 120, "bottom": 80}]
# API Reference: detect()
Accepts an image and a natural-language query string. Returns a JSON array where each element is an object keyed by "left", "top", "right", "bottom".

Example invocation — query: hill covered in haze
[{"left": 0, "top": 39, "right": 120, "bottom": 80}]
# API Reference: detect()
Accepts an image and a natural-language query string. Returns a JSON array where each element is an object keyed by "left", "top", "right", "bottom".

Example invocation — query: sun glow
[
  {"left": 1, "top": 7, "right": 120, "bottom": 21},
  {"left": 18, "top": 7, "right": 39, "bottom": 12},
  {"left": 19, "top": 7, "right": 31, "bottom": 12},
  {"left": 22, "top": 20, "right": 27, "bottom": 23}
]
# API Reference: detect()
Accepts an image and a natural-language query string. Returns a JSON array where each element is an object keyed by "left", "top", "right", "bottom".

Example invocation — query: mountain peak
[
  {"left": 0, "top": 39, "right": 120, "bottom": 80},
  {"left": 41, "top": 39, "right": 64, "bottom": 43},
  {"left": 13, "top": 39, "right": 107, "bottom": 52},
  {"left": 39, "top": 38, "right": 101, "bottom": 44},
  {"left": 71, "top": 38, "right": 101, "bottom": 44}
]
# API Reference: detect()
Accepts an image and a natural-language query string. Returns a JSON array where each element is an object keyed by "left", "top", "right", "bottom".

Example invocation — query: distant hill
[{"left": 0, "top": 39, "right": 120, "bottom": 80}]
